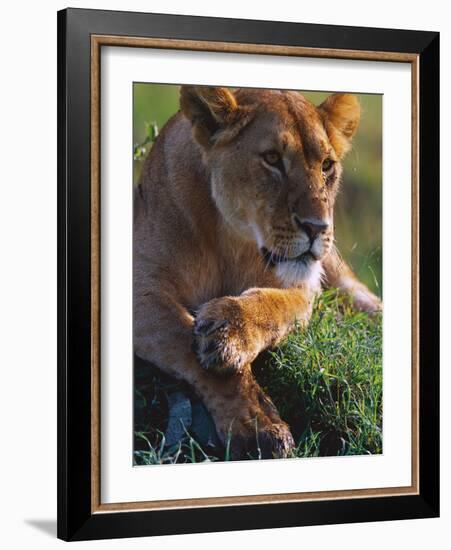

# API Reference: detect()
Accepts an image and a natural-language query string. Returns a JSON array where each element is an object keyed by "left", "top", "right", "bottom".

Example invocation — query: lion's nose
[{"left": 293, "top": 216, "right": 329, "bottom": 240}]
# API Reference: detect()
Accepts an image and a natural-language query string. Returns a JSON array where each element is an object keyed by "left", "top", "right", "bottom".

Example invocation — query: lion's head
[{"left": 180, "top": 86, "right": 360, "bottom": 286}]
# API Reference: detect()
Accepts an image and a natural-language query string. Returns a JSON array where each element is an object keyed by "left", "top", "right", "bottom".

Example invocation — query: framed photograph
[{"left": 57, "top": 8, "right": 439, "bottom": 541}]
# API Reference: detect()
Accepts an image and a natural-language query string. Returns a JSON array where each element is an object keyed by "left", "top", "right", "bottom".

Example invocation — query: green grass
[
  {"left": 134, "top": 291, "right": 382, "bottom": 465},
  {"left": 258, "top": 290, "right": 382, "bottom": 457}
]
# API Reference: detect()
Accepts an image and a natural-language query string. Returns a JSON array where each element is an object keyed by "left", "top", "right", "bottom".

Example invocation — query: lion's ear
[
  {"left": 180, "top": 86, "right": 239, "bottom": 147},
  {"left": 319, "top": 93, "right": 361, "bottom": 158}
]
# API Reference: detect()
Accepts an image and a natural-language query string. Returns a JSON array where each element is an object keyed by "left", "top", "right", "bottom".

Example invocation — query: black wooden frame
[{"left": 57, "top": 7, "right": 439, "bottom": 541}]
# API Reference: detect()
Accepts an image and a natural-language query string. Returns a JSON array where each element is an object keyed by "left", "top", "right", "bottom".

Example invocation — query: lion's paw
[
  {"left": 222, "top": 418, "right": 295, "bottom": 460},
  {"left": 192, "top": 298, "right": 252, "bottom": 374},
  {"left": 350, "top": 288, "right": 382, "bottom": 314}
]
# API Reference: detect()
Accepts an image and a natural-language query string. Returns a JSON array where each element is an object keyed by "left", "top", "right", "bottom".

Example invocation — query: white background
[
  {"left": 0, "top": 0, "right": 448, "bottom": 548},
  {"left": 102, "top": 48, "right": 412, "bottom": 503}
]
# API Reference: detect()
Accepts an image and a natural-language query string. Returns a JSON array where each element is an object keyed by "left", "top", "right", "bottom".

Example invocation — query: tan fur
[{"left": 134, "top": 87, "right": 382, "bottom": 459}]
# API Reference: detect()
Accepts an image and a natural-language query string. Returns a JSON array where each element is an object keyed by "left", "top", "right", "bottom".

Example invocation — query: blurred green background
[{"left": 133, "top": 84, "right": 382, "bottom": 295}]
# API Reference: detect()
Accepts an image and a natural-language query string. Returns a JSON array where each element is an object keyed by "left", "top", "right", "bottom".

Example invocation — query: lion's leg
[
  {"left": 134, "top": 290, "right": 294, "bottom": 459},
  {"left": 193, "top": 287, "right": 314, "bottom": 374},
  {"left": 322, "top": 249, "right": 382, "bottom": 313}
]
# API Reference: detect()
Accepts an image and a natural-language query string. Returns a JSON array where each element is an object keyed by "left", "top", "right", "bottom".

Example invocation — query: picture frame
[{"left": 57, "top": 7, "right": 439, "bottom": 541}]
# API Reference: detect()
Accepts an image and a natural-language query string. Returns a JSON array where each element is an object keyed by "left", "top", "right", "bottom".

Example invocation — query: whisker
[
  {"left": 283, "top": 241, "right": 290, "bottom": 261},
  {"left": 331, "top": 243, "right": 345, "bottom": 270},
  {"left": 262, "top": 247, "right": 273, "bottom": 274}
]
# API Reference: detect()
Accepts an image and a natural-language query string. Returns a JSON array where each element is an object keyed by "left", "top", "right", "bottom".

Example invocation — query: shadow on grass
[{"left": 134, "top": 291, "right": 382, "bottom": 464}]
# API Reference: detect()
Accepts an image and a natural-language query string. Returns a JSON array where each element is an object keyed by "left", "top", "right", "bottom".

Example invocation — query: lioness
[{"left": 134, "top": 86, "right": 381, "bottom": 459}]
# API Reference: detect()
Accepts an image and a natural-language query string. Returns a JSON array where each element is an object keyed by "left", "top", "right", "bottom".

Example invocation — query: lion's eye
[
  {"left": 262, "top": 151, "right": 282, "bottom": 167},
  {"left": 322, "top": 158, "right": 335, "bottom": 175}
]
